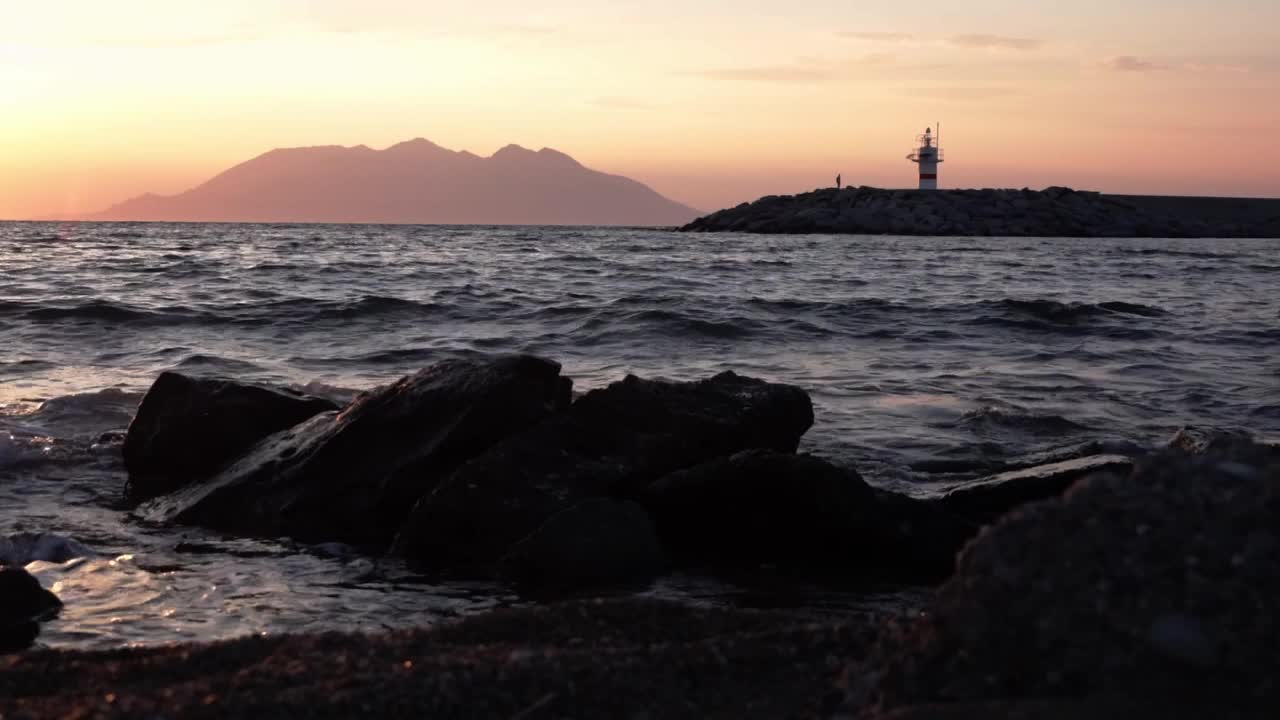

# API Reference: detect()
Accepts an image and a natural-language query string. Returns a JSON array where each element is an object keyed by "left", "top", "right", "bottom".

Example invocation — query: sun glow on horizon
[{"left": 3, "top": 0, "right": 1279, "bottom": 219}]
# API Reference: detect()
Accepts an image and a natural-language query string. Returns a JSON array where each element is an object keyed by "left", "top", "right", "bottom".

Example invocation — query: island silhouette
[{"left": 89, "top": 139, "right": 701, "bottom": 226}]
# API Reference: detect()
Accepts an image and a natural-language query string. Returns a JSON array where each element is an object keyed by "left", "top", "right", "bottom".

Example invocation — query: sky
[{"left": 2, "top": 0, "right": 1279, "bottom": 218}]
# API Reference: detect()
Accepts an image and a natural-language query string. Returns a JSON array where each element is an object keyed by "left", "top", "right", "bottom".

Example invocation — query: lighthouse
[{"left": 906, "top": 126, "right": 944, "bottom": 190}]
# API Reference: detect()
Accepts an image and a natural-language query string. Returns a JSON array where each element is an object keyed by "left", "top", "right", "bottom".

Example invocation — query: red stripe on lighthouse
[{"left": 920, "top": 173, "right": 937, "bottom": 179}]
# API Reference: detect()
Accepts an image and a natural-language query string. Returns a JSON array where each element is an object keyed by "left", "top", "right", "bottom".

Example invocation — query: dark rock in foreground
[
  {"left": 123, "top": 372, "right": 338, "bottom": 500},
  {"left": 681, "top": 186, "right": 1280, "bottom": 238},
  {"left": 645, "top": 450, "right": 971, "bottom": 582},
  {"left": 0, "top": 567, "right": 62, "bottom": 653},
  {"left": 393, "top": 371, "right": 814, "bottom": 572},
  {"left": 500, "top": 499, "right": 667, "bottom": 590},
  {"left": 0, "top": 599, "right": 871, "bottom": 719},
  {"left": 858, "top": 442, "right": 1280, "bottom": 714},
  {"left": 139, "top": 356, "right": 570, "bottom": 548}
]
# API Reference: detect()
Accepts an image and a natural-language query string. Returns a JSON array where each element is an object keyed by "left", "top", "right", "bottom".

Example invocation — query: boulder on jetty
[
  {"left": 392, "top": 371, "right": 814, "bottom": 572},
  {"left": 139, "top": 356, "right": 571, "bottom": 547},
  {"left": 680, "top": 186, "right": 1280, "bottom": 238},
  {"left": 0, "top": 567, "right": 62, "bottom": 653},
  {"left": 123, "top": 372, "right": 338, "bottom": 500},
  {"left": 852, "top": 440, "right": 1280, "bottom": 716}
]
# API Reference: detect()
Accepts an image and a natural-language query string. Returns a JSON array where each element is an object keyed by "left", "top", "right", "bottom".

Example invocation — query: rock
[
  {"left": 644, "top": 451, "right": 875, "bottom": 570},
  {"left": 1166, "top": 425, "right": 1276, "bottom": 457},
  {"left": 139, "top": 355, "right": 571, "bottom": 548},
  {"left": 123, "top": 372, "right": 339, "bottom": 500},
  {"left": 866, "top": 442, "right": 1280, "bottom": 712},
  {"left": 0, "top": 567, "right": 62, "bottom": 653},
  {"left": 500, "top": 499, "right": 666, "bottom": 590},
  {"left": 938, "top": 454, "right": 1135, "bottom": 524},
  {"left": 643, "top": 450, "right": 973, "bottom": 582},
  {"left": 394, "top": 371, "right": 814, "bottom": 572}
]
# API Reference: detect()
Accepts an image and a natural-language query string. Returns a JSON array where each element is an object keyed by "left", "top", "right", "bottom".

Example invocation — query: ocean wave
[
  {"left": 302, "top": 295, "right": 440, "bottom": 320},
  {"left": 625, "top": 309, "right": 759, "bottom": 339},
  {"left": 173, "top": 354, "right": 271, "bottom": 375},
  {"left": 953, "top": 406, "right": 1090, "bottom": 436},
  {"left": 1118, "top": 248, "right": 1240, "bottom": 260},
  {"left": 746, "top": 297, "right": 901, "bottom": 317},
  {"left": 1001, "top": 298, "right": 1166, "bottom": 321},
  {"left": 2, "top": 299, "right": 171, "bottom": 324},
  {"left": 346, "top": 347, "right": 438, "bottom": 365},
  {"left": 0, "top": 432, "right": 51, "bottom": 468},
  {"left": 969, "top": 299, "right": 1170, "bottom": 333},
  {"left": 0, "top": 532, "right": 93, "bottom": 566},
  {"left": 15, "top": 389, "right": 141, "bottom": 439},
  {"left": 1, "top": 294, "right": 448, "bottom": 328}
]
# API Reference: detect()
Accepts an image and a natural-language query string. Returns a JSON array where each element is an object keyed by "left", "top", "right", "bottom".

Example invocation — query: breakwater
[{"left": 681, "top": 186, "right": 1280, "bottom": 237}]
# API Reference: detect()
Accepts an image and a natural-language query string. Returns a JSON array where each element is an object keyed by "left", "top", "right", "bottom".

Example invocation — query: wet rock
[
  {"left": 644, "top": 451, "right": 877, "bottom": 570},
  {"left": 139, "top": 355, "right": 571, "bottom": 548},
  {"left": 643, "top": 450, "right": 973, "bottom": 582},
  {"left": 0, "top": 567, "right": 62, "bottom": 653},
  {"left": 938, "top": 454, "right": 1134, "bottom": 524},
  {"left": 866, "top": 443, "right": 1280, "bottom": 712},
  {"left": 393, "top": 371, "right": 813, "bottom": 572},
  {"left": 500, "top": 499, "right": 666, "bottom": 590},
  {"left": 123, "top": 372, "right": 339, "bottom": 500},
  {"left": 652, "top": 452, "right": 967, "bottom": 580}
]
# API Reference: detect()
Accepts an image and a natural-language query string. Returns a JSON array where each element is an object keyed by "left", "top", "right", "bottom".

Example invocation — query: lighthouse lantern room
[{"left": 906, "top": 126, "right": 944, "bottom": 190}]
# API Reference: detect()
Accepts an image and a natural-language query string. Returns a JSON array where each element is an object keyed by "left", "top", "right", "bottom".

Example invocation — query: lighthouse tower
[{"left": 906, "top": 126, "right": 944, "bottom": 190}]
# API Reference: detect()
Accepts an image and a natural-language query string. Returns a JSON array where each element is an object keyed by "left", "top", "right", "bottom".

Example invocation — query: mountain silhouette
[{"left": 90, "top": 139, "right": 701, "bottom": 226}]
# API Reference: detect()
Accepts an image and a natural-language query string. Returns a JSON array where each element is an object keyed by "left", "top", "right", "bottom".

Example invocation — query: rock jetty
[{"left": 680, "top": 186, "right": 1280, "bottom": 237}]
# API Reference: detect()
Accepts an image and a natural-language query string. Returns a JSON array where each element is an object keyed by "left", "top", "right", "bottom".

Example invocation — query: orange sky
[{"left": 3, "top": 1, "right": 1278, "bottom": 218}]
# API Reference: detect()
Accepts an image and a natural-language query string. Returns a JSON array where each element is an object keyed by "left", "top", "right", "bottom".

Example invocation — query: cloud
[
  {"left": 687, "top": 64, "right": 834, "bottom": 84},
  {"left": 947, "top": 34, "right": 1042, "bottom": 51},
  {"left": 839, "top": 31, "right": 1043, "bottom": 51},
  {"left": 491, "top": 23, "right": 559, "bottom": 36},
  {"left": 686, "top": 54, "right": 906, "bottom": 84},
  {"left": 837, "top": 31, "right": 916, "bottom": 43},
  {"left": 1103, "top": 56, "right": 1171, "bottom": 72},
  {"left": 590, "top": 96, "right": 653, "bottom": 110},
  {"left": 1182, "top": 62, "right": 1251, "bottom": 74},
  {"left": 900, "top": 86, "right": 1024, "bottom": 100}
]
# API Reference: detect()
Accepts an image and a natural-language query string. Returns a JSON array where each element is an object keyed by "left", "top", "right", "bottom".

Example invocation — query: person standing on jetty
[{"left": 836, "top": 173, "right": 842, "bottom": 189}]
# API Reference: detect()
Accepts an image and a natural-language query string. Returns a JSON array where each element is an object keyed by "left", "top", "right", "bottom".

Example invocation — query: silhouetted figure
[{"left": 836, "top": 174, "right": 842, "bottom": 189}]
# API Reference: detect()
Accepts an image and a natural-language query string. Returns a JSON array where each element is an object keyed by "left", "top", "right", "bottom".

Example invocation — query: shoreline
[
  {"left": 3, "top": 598, "right": 868, "bottom": 718},
  {"left": 680, "top": 186, "right": 1280, "bottom": 238}
]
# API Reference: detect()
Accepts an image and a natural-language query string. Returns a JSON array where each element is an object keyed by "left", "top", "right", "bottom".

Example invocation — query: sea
[{"left": 2, "top": 221, "right": 1276, "bottom": 650}]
